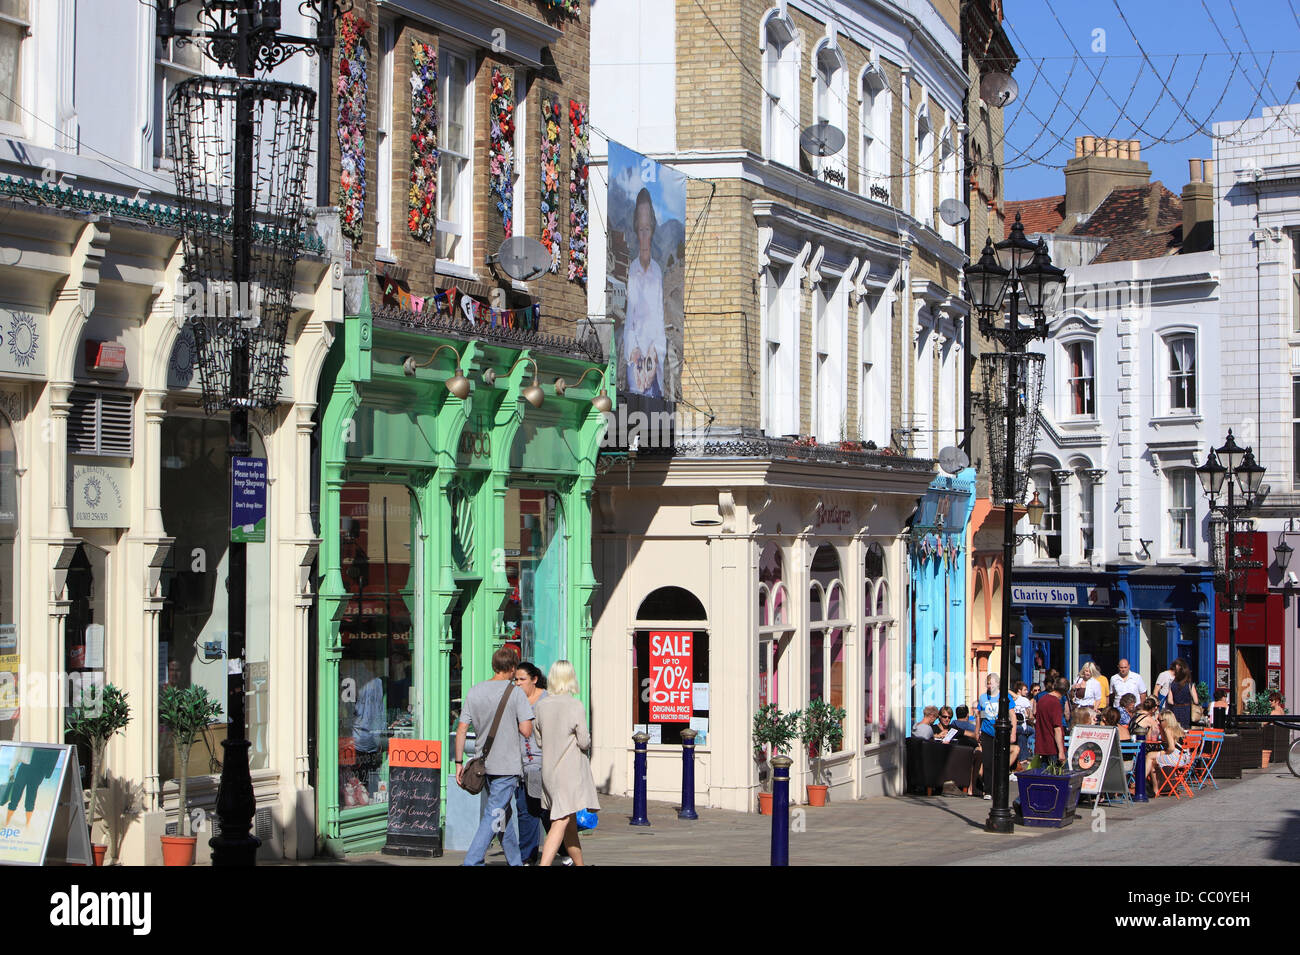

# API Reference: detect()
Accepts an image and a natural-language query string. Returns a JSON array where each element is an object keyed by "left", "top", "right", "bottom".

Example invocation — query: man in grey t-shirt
[{"left": 455, "top": 648, "right": 534, "bottom": 866}]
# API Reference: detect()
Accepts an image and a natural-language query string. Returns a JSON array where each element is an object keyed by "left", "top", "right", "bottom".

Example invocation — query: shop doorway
[
  {"left": 1076, "top": 619, "right": 1118, "bottom": 681},
  {"left": 1236, "top": 646, "right": 1267, "bottom": 713},
  {"left": 64, "top": 542, "right": 109, "bottom": 785}
]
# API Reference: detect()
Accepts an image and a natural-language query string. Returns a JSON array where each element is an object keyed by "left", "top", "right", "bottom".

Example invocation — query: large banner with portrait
[{"left": 606, "top": 141, "right": 686, "bottom": 409}]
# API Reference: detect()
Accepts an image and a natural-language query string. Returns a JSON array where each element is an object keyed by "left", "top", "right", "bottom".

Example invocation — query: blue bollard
[
  {"left": 770, "top": 755, "right": 792, "bottom": 866},
  {"left": 678, "top": 729, "right": 699, "bottom": 820},
  {"left": 1132, "top": 737, "right": 1149, "bottom": 803},
  {"left": 630, "top": 732, "right": 651, "bottom": 826}
]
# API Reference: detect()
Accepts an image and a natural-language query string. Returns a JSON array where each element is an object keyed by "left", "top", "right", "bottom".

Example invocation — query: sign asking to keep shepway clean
[
  {"left": 230, "top": 456, "right": 267, "bottom": 543},
  {"left": 649, "top": 631, "right": 693, "bottom": 723}
]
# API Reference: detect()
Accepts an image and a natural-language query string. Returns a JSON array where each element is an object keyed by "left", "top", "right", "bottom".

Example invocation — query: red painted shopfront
[{"left": 1213, "top": 532, "right": 1286, "bottom": 711}]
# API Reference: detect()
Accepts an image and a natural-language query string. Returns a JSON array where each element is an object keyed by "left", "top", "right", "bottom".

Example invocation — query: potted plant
[
  {"left": 63, "top": 683, "right": 131, "bottom": 865},
  {"left": 1240, "top": 690, "right": 1270, "bottom": 769},
  {"left": 752, "top": 703, "right": 800, "bottom": 814},
  {"left": 1014, "top": 758, "right": 1089, "bottom": 828},
  {"left": 158, "top": 684, "right": 222, "bottom": 866},
  {"left": 799, "top": 698, "right": 847, "bottom": 807}
]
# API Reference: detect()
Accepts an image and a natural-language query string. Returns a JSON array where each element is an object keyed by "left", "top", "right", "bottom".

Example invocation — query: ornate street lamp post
[
  {"left": 158, "top": 0, "right": 351, "bottom": 866},
  {"left": 965, "top": 213, "right": 1066, "bottom": 834},
  {"left": 1197, "top": 432, "right": 1266, "bottom": 728}
]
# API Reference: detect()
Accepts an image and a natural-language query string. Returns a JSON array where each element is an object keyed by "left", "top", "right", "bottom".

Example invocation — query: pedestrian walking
[
  {"left": 1109, "top": 659, "right": 1147, "bottom": 709},
  {"left": 513, "top": 661, "right": 549, "bottom": 866},
  {"left": 1167, "top": 658, "right": 1198, "bottom": 729},
  {"left": 454, "top": 647, "right": 535, "bottom": 866},
  {"left": 534, "top": 659, "right": 600, "bottom": 866}
]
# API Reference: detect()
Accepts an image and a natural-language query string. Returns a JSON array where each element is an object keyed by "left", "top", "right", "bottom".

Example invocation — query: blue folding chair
[{"left": 1188, "top": 728, "right": 1224, "bottom": 791}]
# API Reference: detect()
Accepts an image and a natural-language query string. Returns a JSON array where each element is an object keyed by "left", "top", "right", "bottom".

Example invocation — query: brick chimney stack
[
  {"left": 1181, "top": 158, "right": 1214, "bottom": 253},
  {"left": 1064, "top": 136, "right": 1152, "bottom": 223}
]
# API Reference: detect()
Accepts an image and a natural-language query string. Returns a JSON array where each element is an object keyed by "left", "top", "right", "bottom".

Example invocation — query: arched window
[
  {"left": 915, "top": 104, "right": 933, "bottom": 227},
  {"left": 812, "top": 40, "right": 847, "bottom": 185},
  {"left": 635, "top": 585, "right": 709, "bottom": 745},
  {"left": 1030, "top": 468, "right": 1062, "bottom": 560},
  {"left": 809, "top": 545, "right": 846, "bottom": 751},
  {"left": 860, "top": 66, "right": 891, "bottom": 201},
  {"left": 761, "top": 10, "right": 799, "bottom": 167},
  {"left": 758, "top": 542, "right": 791, "bottom": 708},
  {"left": 863, "top": 542, "right": 892, "bottom": 744}
]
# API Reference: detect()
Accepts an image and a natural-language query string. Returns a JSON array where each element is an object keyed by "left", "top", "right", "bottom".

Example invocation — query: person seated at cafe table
[
  {"left": 1070, "top": 706, "right": 1096, "bottom": 728},
  {"left": 912, "top": 705, "right": 940, "bottom": 740},
  {"left": 1145, "top": 711, "right": 1192, "bottom": 789},
  {"left": 1269, "top": 691, "right": 1287, "bottom": 716},
  {"left": 1100, "top": 706, "right": 1130, "bottom": 741},
  {"left": 952, "top": 705, "right": 979, "bottom": 743},
  {"left": 1118, "top": 693, "right": 1138, "bottom": 727},
  {"left": 1131, "top": 697, "right": 1160, "bottom": 738}
]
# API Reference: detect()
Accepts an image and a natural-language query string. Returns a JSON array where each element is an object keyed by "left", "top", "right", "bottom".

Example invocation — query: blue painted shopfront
[
  {"left": 907, "top": 468, "right": 976, "bottom": 726},
  {"left": 1010, "top": 567, "right": 1215, "bottom": 692}
]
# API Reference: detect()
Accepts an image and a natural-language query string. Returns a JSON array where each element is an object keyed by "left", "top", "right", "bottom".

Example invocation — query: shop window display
[
  {"left": 632, "top": 586, "right": 708, "bottom": 746},
  {"left": 158, "top": 417, "right": 271, "bottom": 780},
  {"left": 502, "top": 488, "right": 566, "bottom": 671},
  {"left": 0, "top": 415, "right": 16, "bottom": 741},
  {"left": 758, "top": 542, "right": 791, "bottom": 709},
  {"left": 809, "top": 545, "right": 847, "bottom": 752},
  {"left": 336, "top": 482, "right": 419, "bottom": 809},
  {"left": 863, "top": 543, "right": 891, "bottom": 745},
  {"left": 64, "top": 542, "right": 108, "bottom": 784}
]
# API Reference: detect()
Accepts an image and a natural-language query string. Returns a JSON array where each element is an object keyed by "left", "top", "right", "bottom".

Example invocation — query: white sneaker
[
  {"left": 1009, "top": 773, "right": 1018, "bottom": 782},
  {"left": 983, "top": 793, "right": 992, "bottom": 800}
]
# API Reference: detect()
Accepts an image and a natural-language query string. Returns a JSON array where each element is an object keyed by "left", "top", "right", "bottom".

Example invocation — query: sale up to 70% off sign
[{"left": 649, "top": 631, "right": 694, "bottom": 722}]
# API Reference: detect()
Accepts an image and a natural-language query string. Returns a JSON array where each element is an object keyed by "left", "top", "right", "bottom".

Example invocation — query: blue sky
[{"left": 1000, "top": 1, "right": 1300, "bottom": 200}]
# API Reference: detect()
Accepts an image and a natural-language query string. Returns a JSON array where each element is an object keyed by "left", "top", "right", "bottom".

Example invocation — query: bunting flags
[{"left": 378, "top": 275, "right": 542, "bottom": 331}]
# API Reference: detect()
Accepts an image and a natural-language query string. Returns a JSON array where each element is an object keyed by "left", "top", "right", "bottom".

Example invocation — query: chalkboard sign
[{"left": 382, "top": 739, "right": 442, "bottom": 857}]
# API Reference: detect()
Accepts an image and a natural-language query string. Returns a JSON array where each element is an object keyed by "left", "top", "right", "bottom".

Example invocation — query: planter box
[
  {"left": 1217, "top": 734, "right": 1242, "bottom": 779},
  {"left": 1016, "top": 769, "right": 1088, "bottom": 828},
  {"left": 1264, "top": 723, "right": 1294, "bottom": 758},
  {"left": 1237, "top": 726, "right": 1263, "bottom": 770}
]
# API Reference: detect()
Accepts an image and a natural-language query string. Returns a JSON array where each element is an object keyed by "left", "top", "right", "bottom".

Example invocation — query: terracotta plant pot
[
  {"left": 758, "top": 792, "right": 773, "bottom": 815},
  {"left": 160, "top": 835, "right": 197, "bottom": 867},
  {"left": 91, "top": 844, "right": 107, "bottom": 866},
  {"left": 1261, "top": 750, "right": 1272, "bottom": 768},
  {"left": 806, "top": 784, "right": 829, "bottom": 807}
]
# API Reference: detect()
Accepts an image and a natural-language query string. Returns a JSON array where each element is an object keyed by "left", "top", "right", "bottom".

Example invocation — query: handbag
[
  {"left": 458, "top": 682, "right": 516, "bottom": 795},
  {"left": 1191, "top": 703, "right": 1205, "bottom": 725}
]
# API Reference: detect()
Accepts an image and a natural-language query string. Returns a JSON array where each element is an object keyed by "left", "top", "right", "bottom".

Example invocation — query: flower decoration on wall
[
  {"left": 543, "top": 0, "right": 582, "bottom": 16},
  {"left": 567, "top": 99, "right": 589, "bottom": 286},
  {"left": 336, "top": 11, "right": 369, "bottom": 244},
  {"left": 489, "top": 67, "right": 515, "bottom": 237},
  {"left": 540, "top": 92, "right": 563, "bottom": 273},
  {"left": 408, "top": 39, "right": 439, "bottom": 243}
]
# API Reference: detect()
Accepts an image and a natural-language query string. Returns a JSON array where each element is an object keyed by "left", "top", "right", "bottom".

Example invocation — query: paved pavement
[{"left": 308, "top": 764, "right": 1299, "bottom": 866}]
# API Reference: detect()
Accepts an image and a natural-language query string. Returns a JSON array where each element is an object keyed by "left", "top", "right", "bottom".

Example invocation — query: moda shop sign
[
  {"left": 1012, "top": 584, "right": 1110, "bottom": 607},
  {"left": 69, "top": 462, "right": 130, "bottom": 528}
]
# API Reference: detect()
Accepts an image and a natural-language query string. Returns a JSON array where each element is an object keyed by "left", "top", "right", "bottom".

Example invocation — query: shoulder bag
[{"left": 459, "top": 683, "right": 516, "bottom": 795}]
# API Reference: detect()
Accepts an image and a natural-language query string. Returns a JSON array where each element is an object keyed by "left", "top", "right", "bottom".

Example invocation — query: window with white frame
[
  {"left": 0, "top": 0, "right": 28, "bottom": 127},
  {"left": 915, "top": 108, "right": 933, "bottom": 226},
  {"left": 813, "top": 43, "right": 847, "bottom": 186},
  {"left": 1167, "top": 334, "right": 1196, "bottom": 413},
  {"left": 153, "top": 2, "right": 204, "bottom": 162},
  {"left": 758, "top": 542, "right": 792, "bottom": 711},
  {"left": 814, "top": 278, "right": 846, "bottom": 443},
  {"left": 1292, "top": 232, "right": 1300, "bottom": 334},
  {"left": 859, "top": 291, "right": 891, "bottom": 446},
  {"left": 863, "top": 543, "right": 892, "bottom": 745},
  {"left": 374, "top": 21, "right": 395, "bottom": 253},
  {"left": 762, "top": 264, "right": 799, "bottom": 438},
  {"left": 1031, "top": 469, "right": 1062, "bottom": 559},
  {"left": 809, "top": 545, "right": 847, "bottom": 753},
  {"left": 762, "top": 13, "right": 798, "bottom": 167},
  {"left": 939, "top": 133, "right": 957, "bottom": 243},
  {"left": 1167, "top": 468, "right": 1195, "bottom": 554},
  {"left": 1064, "top": 340, "right": 1096, "bottom": 417},
  {"left": 511, "top": 68, "right": 529, "bottom": 238},
  {"left": 438, "top": 46, "right": 474, "bottom": 267},
  {"left": 860, "top": 68, "right": 891, "bottom": 202},
  {"left": 1294, "top": 376, "right": 1300, "bottom": 486},
  {"left": 1077, "top": 470, "right": 1095, "bottom": 561}
]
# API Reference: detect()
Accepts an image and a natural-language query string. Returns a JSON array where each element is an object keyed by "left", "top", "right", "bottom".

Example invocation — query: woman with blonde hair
[
  {"left": 1144, "top": 711, "right": 1190, "bottom": 788},
  {"left": 534, "top": 660, "right": 600, "bottom": 866},
  {"left": 1070, "top": 663, "right": 1102, "bottom": 713}
]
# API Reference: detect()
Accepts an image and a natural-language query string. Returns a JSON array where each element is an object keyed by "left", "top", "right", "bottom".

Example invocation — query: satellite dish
[
  {"left": 939, "top": 199, "right": 970, "bottom": 227},
  {"left": 493, "top": 236, "right": 550, "bottom": 282},
  {"left": 938, "top": 446, "right": 970, "bottom": 475},
  {"left": 979, "top": 72, "right": 1019, "bottom": 108},
  {"left": 799, "top": 121, "right": 846, "bottom": 157}
]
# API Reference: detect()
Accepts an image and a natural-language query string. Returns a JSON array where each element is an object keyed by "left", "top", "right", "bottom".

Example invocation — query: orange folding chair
[{"left": 1151, "top": 730, "right": 1203, "bottom": 799}]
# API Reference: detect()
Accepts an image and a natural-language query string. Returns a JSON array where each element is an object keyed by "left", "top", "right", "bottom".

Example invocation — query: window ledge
[
  {"left": 1057, "top": 417, "right": 1100, "bottom": 430},
  {"left": 374, "top": 249, "right": 397, "bottom": 265},
  {"left": 436, "top": 261, "right": 480, "bottom": 283},
  {"left": 1149, "top": 413, "right": 1202, "bottom": 426}
]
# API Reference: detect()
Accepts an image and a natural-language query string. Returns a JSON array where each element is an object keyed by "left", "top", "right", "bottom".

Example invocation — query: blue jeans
[
  {"left": 516, "top": 778, "right": 543, "bottom": 862},
  {"left": 463, "top": 774, "right": 522, "bottom": 866}
]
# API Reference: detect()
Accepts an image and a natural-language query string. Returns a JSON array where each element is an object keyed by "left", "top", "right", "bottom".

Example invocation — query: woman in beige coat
[{"left": 534, "top": 659, "right": 600, "bottom": 866}]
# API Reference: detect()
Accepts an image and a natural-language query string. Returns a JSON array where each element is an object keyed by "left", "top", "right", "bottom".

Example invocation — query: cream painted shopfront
[
  {"left": 590, "top": 439, "right": 934, "bottom": 811},
  {"left": 0, "top": 177, "right": 341, "bottom": 865}
]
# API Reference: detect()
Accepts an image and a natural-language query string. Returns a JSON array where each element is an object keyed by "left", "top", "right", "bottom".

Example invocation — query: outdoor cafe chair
[
  {"left": 1151, "top": 730, "right": 1204, "bottom": 799},
  {"left": 1187, "top": 728, "right": 1224, "bottom": 791}
]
